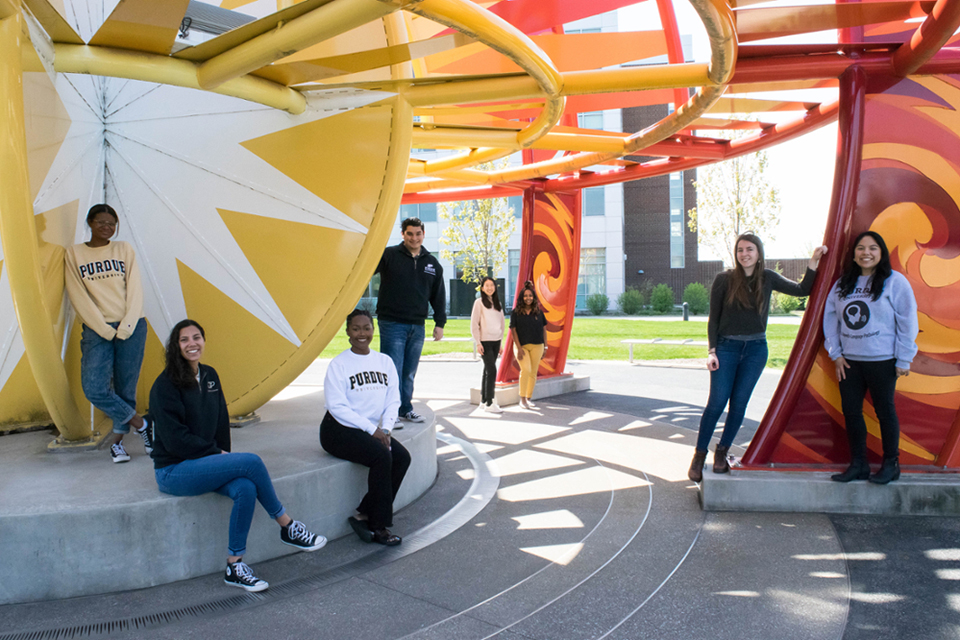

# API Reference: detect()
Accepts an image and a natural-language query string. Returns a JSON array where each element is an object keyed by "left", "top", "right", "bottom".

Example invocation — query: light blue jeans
[
  {"left": 696, "top": 336, "right": 768, "bottom": 451},
  {"left": 155, "top": 452, "right": 286, "bottom": 557},
  {"left": 80, "top": 318, "right": 147, "bottom": 434},
  {"left": 378, "top": 319, "right": 425, "bottom": 416}
]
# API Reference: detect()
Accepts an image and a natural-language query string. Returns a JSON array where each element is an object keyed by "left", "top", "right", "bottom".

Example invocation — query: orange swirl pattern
[
  {"left": 497, "top": 188, "right": 582, "bottom": 384},
  {"left": 770, "top": 75, "right": 960, "bottom": 468}
]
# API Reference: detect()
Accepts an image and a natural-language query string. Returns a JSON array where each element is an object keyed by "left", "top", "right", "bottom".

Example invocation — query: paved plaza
[{"left": 1, "top": 359, "right": 959, "bottom": 639}]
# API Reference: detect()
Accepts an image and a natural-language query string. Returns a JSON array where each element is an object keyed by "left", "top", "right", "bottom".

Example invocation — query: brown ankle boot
[
  {"left": 713, "top": 445, "right": 730, "bottom": 474},
  {"left": 688, "top": 450, "right": 707, "bottom": 482}
]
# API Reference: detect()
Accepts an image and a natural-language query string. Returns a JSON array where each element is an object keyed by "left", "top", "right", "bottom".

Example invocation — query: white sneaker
[
  {"left": 110, "top": 442, "right": 130, "bottom": 463},
  {"left": 519, "top": 398, "right": 530, "bottom": 410},
  {"left": 484, "top": 402, "right": 502, "bottom": 414},
  {"left": 526, "top": 399, "right": 537, "bottom": 408}
]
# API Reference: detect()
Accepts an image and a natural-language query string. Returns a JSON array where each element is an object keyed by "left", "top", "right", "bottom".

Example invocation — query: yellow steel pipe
[
  {"left": 409, "top": 0, "right": 736, "bottom": 185},
  {"left": 54, "top": 43, "right": 307, "bottom": 114},
  {"left": 197, "top": 0, "right": 402, "bottom": 90},
  {"left": 0, "top": 12, "right": 89, "bottom": 441},
  {"left": 411, "top": 126, "right": 630, "bottom": 154},
  {"left": 407, "top": 0, "right": 564, "bottom": 174}
]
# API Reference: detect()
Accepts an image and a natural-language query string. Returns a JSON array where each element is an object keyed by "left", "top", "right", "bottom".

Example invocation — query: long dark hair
[
  {"left": 837, "top": 231, "right": 891, "bottom": 301},
  {"left": 165, "top": 319, "right": 205, "bottom": 389},
  {"left": 513, "top": 281, "right": 540, "bottom": 316},
  {"left": 480, "top": 277, "right": 502, "bottom": 311},
  {"left": 725, "top": 233, "right": 766, "bottom": 312}
]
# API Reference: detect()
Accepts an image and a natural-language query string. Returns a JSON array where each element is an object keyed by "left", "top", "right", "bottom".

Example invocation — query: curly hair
[
  {"left": 165, "top": 319, "right": 205, "bottom": 389},
  {"left": 513, "top": 281, "right": 540, "bottom": 315}
]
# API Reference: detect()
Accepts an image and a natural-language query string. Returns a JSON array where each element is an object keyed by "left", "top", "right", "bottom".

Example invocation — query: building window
[
  {"left": 669, "top": 172, "right": 684, "bottom": 268},
  {"left": 583, "top": 187, "right": 604, "bottom": 216},
  {"left": 508, "top": 195, "right": 523, "bottom": 219},
  {"left": 507, "top": 249, "right": 521, "bottom": 308},
  {"left": 399, "top": 202, "right": 437, "bottom": 223},
  {"left": 578, "top": 111, "right": 604, "bottom": 131},
  {"left": 359, "top": 273, "right": 380, "bottom": 313},
  {"left": 577, "top": 248, "right": 606, "bottom": 310}
]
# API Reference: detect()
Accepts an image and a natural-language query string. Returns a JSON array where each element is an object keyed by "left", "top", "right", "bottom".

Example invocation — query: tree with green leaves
[
  {"left": 438, "top": 161, "right": 516, "bottom": 284},
  {"left": 687, "top": 128, "right": 781, "bottom": 267}
]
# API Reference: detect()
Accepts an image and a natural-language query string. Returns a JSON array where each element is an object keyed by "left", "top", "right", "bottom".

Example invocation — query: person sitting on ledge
[
  {"left": 150, "top": 319, "right": 327, "bottom": 593},
  {"left": 321, "top": 309, "right": 411, "bottom": 547}
]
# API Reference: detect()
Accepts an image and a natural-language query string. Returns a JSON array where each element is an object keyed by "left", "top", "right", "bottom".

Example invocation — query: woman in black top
[
  {"left": 510, "top": 282, "right": 547, "bottom": 410},
  {"left": 687, "top": 234, "right": 827, "bottom": 482},
  {"left": 150, "top": 319, "right": 327, "bottom": 592}
]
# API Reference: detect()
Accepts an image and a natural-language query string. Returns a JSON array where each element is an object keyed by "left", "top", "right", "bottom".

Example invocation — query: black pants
[
  {"left": 480, "top": 340, "right": 501, "bottom": 404},
  {"left": 320, "top": 412, "right": 411, "bottom": 531},
  {"left": 838, "top": 358, "right": 900, "bottom": 461}
]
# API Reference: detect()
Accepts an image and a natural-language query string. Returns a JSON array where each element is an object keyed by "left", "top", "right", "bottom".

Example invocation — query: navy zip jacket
[
  {"left": 150, "top": 364, "right": 231, "bottom": 469},
  {"left": 376, "top": 243, "right": 447, "bottom": 327}
]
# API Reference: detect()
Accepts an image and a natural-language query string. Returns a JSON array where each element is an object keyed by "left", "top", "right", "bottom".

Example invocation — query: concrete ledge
[
  {"left": 470, "top": 374, "right": 590, "bottom": 406},
  {"left": 701, "top": 468, "right": 960, "bottom": 515},
  {"left": 0, "top": 389, "right": 436, "bottom": 605}
]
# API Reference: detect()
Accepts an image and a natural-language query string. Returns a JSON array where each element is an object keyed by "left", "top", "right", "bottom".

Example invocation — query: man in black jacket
[{"left": 376, "top": 217, "right": 446, "bottom": 423}]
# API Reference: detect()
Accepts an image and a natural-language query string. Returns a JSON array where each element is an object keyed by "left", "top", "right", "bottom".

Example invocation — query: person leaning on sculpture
[
  {"left": 64, "top": 203, "right": 152, "bottom": 463},
  {"left": 375, "top": 217, "right": 446, "bottom": 425},
  {"left": 150, "top": 319, "right": 328, "bottom": 592},
  {"left": 688, "top": 234, "right": 828, "bottom": 482},
  {"left": 510, "top": 281, "right": 548, "bottom": 410},
  {"left": 321, "top": 309, "right": 410, "bottom": 546},
  {"left": 824, "top": 231, "right": 919, "bottom": 485}
]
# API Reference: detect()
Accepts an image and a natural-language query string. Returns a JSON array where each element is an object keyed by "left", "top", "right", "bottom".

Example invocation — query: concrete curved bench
[{"left": 0, "top": 388, "right": 436, "bottom": 605}]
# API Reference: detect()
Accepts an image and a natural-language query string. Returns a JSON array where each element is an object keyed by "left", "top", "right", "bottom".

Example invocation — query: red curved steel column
[
  {"left": 496, "top": 186, "right": 582, "bottom": 384},
  {"left": 743, "top": 65, "right": 867, "bottom": 466}
]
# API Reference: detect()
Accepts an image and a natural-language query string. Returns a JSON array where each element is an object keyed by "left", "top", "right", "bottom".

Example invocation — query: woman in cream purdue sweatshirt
[{"left": 65, "top": 204, "right": 151, "bottom": 463}]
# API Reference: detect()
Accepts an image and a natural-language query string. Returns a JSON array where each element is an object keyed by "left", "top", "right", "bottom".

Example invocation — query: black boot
[
  {"left": 688, "top": 450, "right": 707, "bottom": 482},
  {"left": 831, "top": 458, "right": 870, "bottom": 482},
  {"left": 713, "top": 445, "right": 730, "bottom": 474},
  {"left": 869, "top": 457, "right": 900, "bottom": 484}
]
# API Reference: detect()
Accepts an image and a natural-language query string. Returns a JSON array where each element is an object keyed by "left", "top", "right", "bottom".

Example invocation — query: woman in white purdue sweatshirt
[
  {"left": 471, "top": 277, "right": 505, "bottom": 413},
  {"left": 64, "top": 204, "right": 151, "bottom": 463},
  {"left": 824, "top": 231, "right": 919, "bottom": 485},
  {"left": 321, "top": 309, "right": 410, "bottom": 546}
]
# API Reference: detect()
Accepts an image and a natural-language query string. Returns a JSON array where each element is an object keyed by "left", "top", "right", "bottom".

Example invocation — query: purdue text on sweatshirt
[
  {"left": 324, "top": 349, "right": 401, "bottom": 434},
  {"left": 64, "top": 241, "right": 143, "bottom": 341},
  {"left": 823, "top": 271, "right": 919, "bottom": 369},
  {"left": 150, "top": 365, "right": 231, "bottom": 469},
  {"left": 375, "top": 243, "right": 446, "bottom": 327}
]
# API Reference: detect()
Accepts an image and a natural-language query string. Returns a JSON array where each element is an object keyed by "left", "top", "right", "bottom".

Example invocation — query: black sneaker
[
  {"left": 110, "top": 442, "right": 130, "bottom": 463},
  {"left": 224, "top": 561, "right": 268, "bottom": 592},
  {"left": 281, "top": 520, "right": 327, "bottom": 551},
  {"left": 137, "top": 418, "right": 153, "bottom": 455},
  {"left": 401, "top": 411, "right": 425, "bottom": 423}
]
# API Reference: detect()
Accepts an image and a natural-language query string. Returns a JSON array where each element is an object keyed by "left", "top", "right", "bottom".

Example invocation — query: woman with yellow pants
[{"left": 510, "top": 282, "right": 547, "bottom": 410}]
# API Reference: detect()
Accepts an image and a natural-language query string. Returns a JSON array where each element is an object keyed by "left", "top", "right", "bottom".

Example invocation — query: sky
[{"left": 618, "top": 0, "right": 840, "bottom": 262}]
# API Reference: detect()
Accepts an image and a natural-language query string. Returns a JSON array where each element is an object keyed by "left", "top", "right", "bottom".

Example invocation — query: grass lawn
[{"left": 318, "top": 317, "right": 802, "bottom": 369}]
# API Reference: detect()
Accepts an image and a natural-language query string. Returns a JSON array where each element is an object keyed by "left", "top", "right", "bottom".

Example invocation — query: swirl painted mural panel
[
  {"left": 765, "top": 75, "right": 960, "bottom": 468},
  {"left": 497, "top": 188, "right": 581, "bottom": 384}
]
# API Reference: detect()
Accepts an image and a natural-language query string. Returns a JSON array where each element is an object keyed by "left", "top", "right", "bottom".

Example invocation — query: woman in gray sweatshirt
[{"left": 823, "top": 231, "right": 919, "bottom": 484}]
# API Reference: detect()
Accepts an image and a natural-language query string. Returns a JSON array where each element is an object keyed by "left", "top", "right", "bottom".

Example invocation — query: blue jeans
[
  {"left": 378, "top": 319, "right": 425, "bottom": 416},
  {"left": 80, "top": 318, "right": 147, "bottom": 434},
  {"left": 155, "top": 452, "right": 286, "bottom": 557},
  {"left": 696, "top": 337, "right": 768, "bottom": 451}
]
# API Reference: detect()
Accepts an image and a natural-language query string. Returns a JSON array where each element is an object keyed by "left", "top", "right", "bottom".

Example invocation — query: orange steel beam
[{"left": 892, "top": 0, "right": 960, "bottom": 76}]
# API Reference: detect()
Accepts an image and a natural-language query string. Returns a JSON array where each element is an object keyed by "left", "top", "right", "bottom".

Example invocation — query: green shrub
[
  {"left": 586, "top": 292, "right": 609, "bottom": 315},
  {"left": 650, "top": 284, "right": 675, "bottom": 314},
  {"left": 771, "top": 290, "right": 803, "bottom": 314},
  {"left": 618, "top": 288, "right": 644, "bottom": 315},
  {"left": 683, "top": 282, "right": 709, "bottom": 315},
  {"left": 638, "top": 280, "right": 655, "bottom": 309}
]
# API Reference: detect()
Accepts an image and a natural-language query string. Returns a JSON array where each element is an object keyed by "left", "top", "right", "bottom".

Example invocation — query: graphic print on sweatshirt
[
  {"left": 843, "top": 300, "right": 870, "bottom": 330},
  {"left": 77, "top": 259, "right": 126, "bottom": 282}
]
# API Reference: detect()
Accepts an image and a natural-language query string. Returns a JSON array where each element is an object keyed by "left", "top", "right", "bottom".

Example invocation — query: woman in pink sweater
[{"left": 470, "top": 277, "right": 505, "bottom": 413}]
